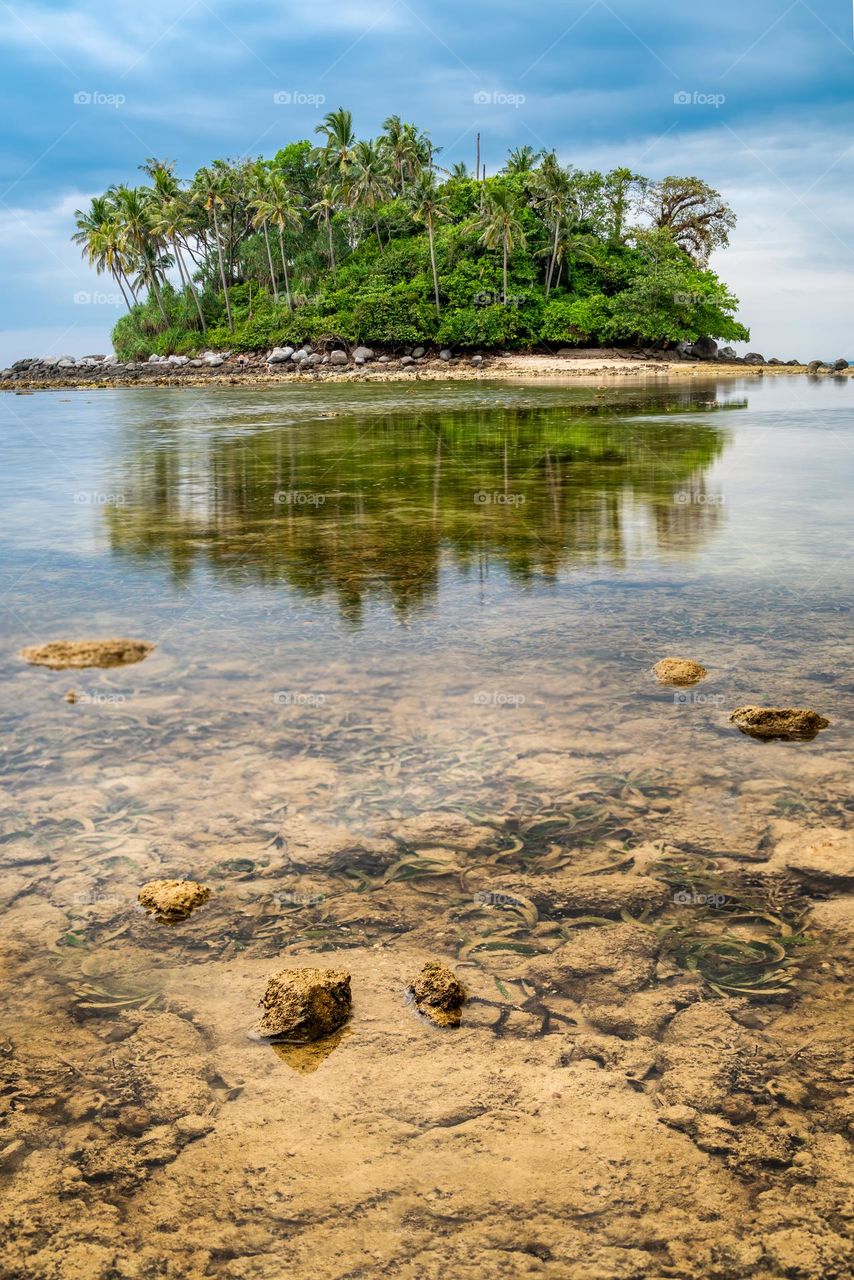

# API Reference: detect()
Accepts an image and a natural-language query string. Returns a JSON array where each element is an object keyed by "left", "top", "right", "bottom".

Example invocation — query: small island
[{"left": 71, "top": 109, "right": 749, "bottom": 362}]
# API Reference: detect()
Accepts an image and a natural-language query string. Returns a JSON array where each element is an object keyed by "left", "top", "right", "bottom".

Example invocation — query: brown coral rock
[
  {"left": 409, "top": 962, "right": 467, "bottom": 1027},
  {"left": 20, "top": 638, "right": 154, "bottom": 669},
  {"left": 730, "top": 706, "right": 830, "bottom": 741},
  {"left": 138, "top": 879, "right": 211, "bottom": 922},
  {"left": 255, "top": 967, "right": 351, "bottom": 1042},
  {"left": 652, "top": 657, "right": 707, "bottom": 686}
]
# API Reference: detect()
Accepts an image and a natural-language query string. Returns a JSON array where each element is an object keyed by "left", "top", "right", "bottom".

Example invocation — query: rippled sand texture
[{"left": 1, "top": 379, "right": 852, "bottom": 1278}]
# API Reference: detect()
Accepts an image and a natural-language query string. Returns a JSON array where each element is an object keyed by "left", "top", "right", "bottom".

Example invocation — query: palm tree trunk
[
  {"left": 262, "top": 222, "right": 279, "bottom": 302},
  {"left": 502, "top": 236, "right": 508, "bottom": 306},
  {"left": 174, "top": 239, "right": 206, "bottom": 331},
  {"left": 211, "top": 205, "right": 233, "bottom": 331},
  {"left": 278, "top": 228, "right": 293, "bottom": 313},
  {"left": 374, "top": 216, "right": 384, "bottom": 252},
  {"left": 148, "top": 265, "right": 169, "bottom": 325},
  {"left": 326, "top": 211, "right": 337, "bottom": 283},
  {"left": 546, "top": 213, "right": 561, "bottom": 297},
  {"left": 113, "top": 269, "right": 133, "bottom": 314},
  {"left": 428, "top": 218, "right": 440, "bottom": 315}
]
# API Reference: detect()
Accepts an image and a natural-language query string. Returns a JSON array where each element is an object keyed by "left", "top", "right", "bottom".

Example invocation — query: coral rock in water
[
  {"left": 409, "top": 961, "right": 467, "bottom": 1027},
  {"left": 255, "top": 968, "right": 351, "bottom": 1042},
  {"left": 652, "top": 657, "right": 707, "bottom": 686},
  {"left": 20, "top": 638, "right": 154, "bottom": 669},
  {"left": 730, "top": 706, "right": 829, "bottom": 741},
  {"left": 138, "top": 879, "right": 211, "bottom": 922}
]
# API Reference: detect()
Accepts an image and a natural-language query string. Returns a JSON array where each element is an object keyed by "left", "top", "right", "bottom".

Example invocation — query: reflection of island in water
[{"left": 104, "top": 391, "right": 740, "bottom": 621}]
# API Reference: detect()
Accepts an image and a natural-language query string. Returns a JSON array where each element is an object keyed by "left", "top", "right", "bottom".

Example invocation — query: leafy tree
[{"left": 644, "top": 176, "right": 736, "bottom": 262}]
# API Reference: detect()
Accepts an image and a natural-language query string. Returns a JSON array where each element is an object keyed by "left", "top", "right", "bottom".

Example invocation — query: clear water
[{"left": 1, "top": 375, "right": 853, "bottom": 1270}]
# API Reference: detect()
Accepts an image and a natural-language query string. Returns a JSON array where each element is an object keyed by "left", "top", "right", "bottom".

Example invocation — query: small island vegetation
[{"left": 71, "top": 110, "right": 750, "bottom": 360}]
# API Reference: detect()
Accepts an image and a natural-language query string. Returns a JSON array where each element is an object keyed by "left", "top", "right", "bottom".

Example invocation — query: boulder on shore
[
  {"left": 652, "top": 657, "right": 707, "bottom": 686},
  {"left": 255, "top": 967, "right": 351, "bottom": 1042},
  {"left": 691, "top": 336, "right": 718, "bottom": 360},
  {"left": 730, "top": 706, "right": 830, "bottom": 741},
  {"left": 329, "top": 350, "right": 348, "bottom": 365},
  {"left": 743, "top": 352, "right": 766, "bottom": 365},
  {"left": 409, "top": 962, "right": 466, "bottom": 1027},
  {"left": 833, "top": 358, "right": 849, "bottom": 371},
  {"left": 352, "top": 346, "right": 374, "bottom": 362}
]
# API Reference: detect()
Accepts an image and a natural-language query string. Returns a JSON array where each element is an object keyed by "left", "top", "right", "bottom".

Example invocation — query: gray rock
[
  {"left": 400, "top": 355, "right": 415, "bottom": 366},
  {"left": 267, "top": 346, "right": 294, "bottom": 364},
  {"left": 808, "top": 360, "right": 825, "bottom": 372},
  {"left": 167, "top": 355, "right": 189, "bottom": 366},
  {"left": 412, "top": 346, "right": 426, "bottom": 359},
  {"left": 204, "top": 356, "right": 224, "bottom": 368},
  {"left": 307, "top": 353, "right": 322, "bottom": 366},
  {"left": 439, "top": 349, "right": 452, "bottom": 361},
  {"left": 833, "top": 358, "right": 849, "bottom": 371},
  {"left": 470, "top": 354, "right": 483, "bottom": 366},
  {"left": 743, "top": 352, "right": 766, "bottom": 365},
  {"left": 148, "top": 354, "right": 162, "bottom": 363},
  {"left": 11, "top": 358, "right": 34, "bottom": 371},
  {"left": 290, "top": 348, "right": 308, "bottom": 362},
  {"left": 329, "top": 350, "right": 348, "bottom": 365},
  {"left": 379, "top": 355, "right": 390, "bottom": 363},
  {"left": 352, "top": 346, "right": 374, "bottom": 362},
  {"left": 718, "top": 346, "right": 737, "bottom": 360},
  {"left": 57, "top": 358, "right": 76, "bottom": 368},
  {"left": 767, "top": 358, "right": 783, "bottom": 366},
  {"left": 692, "top": 336, "right": 718, "bottom": 360},
  {"left": 102, "top": 354, "right": 119, "bottom": 365}
]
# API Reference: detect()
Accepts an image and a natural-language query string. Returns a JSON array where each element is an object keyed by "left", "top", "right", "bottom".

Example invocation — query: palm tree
[
  {"left": 410, "top": 173, "right": 447, "bottom": 315},
  {"left": 381, "top": 114, "right": 407, "bottom": 195},
  {"left": 349, "top": 140, "right": 391, "bottom": 251},
  {"left": 504, "top": 145, "right": 540, "bottom": 175},
  {"left": 477, "top": 186, "right": 527, "bottom": 305},
  {"left": 72, "top": 195, "right": 136, "bottom": 312},
  {"left": 110, "top": 184, "right": 169, "bottom": 324},
  {"left": 315, "top": 108, "right": 356, "bottom": 178},
  {"left": 248, "top": 164, "right": 280, "bottom": 303},
  {"left": 447, "top": 161, "right": 471, "bottom": 180},
  {"left": 531, "top": 152, "right": 573, "bottom": 297},
  {"left": 254, "top": 173, "right": 302, "bottom": 312},
  {"left": 145, "top": 162, "right": 206, "bottom": 330},
  {"left": 309, "top": 183, "right": 340, "bottom": 283},
  {"left": 550, "top": 223, "right": 600, "bottom": 290},
  {"left": 194, "top": 165, "right": 234, "bottom": 331}
]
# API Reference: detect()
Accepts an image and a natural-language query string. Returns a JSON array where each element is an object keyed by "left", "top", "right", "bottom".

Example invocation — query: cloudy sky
[{"left": 0, "top": 0, "right": 852, "bottom": 365}]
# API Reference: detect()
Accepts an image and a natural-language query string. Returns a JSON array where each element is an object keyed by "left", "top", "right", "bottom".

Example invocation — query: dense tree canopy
[{"left": 71, "top": 111, "right": 749, "bottom": 359}]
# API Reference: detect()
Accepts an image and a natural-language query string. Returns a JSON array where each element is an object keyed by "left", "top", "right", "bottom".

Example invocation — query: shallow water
[{"left": 1, "top": 375, "right": 853, "bottom": 1277}]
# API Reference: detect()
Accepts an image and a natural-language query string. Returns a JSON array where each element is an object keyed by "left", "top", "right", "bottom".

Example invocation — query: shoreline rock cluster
[{"left": 2, "top": 343, "right": 851, "bottom": 389}]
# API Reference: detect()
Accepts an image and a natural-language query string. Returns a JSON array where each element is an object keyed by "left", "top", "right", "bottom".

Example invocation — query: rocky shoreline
[{"left": 3, "top": 342, "right": 852, "bottom": 391}]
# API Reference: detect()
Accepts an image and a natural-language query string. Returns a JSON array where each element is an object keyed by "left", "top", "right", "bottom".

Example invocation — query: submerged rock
[
  {"left": 479, "top": 873, "right": 669, "bottom": 919},
  {"left": 652, "top": 657, "right": 707, "bottom": 686},
  {"left": 775, "top": 828, "right": 854, "bottom": 891},
  {"left": 138, "top": 879, "right": 211, "bottom": 922},
  {"left": 255, "top": 967, "right": 351, "bottom": 1042},
  {"left": 409, "top": 962, "right": 466, "bottom": 1027},
  {"left": 20, "top": 638, "right": 154, "bottom": 670},
  {"left": 730, "top": 706, "right": 830, "bottom": 741},
  {"left": 529, "top": 922, "right": 659, "bottom": 1003}
]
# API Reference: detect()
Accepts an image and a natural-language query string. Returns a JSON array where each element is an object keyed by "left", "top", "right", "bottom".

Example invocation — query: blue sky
[{"left": 1, "top": 0, "right": 853, "bottom": 364}]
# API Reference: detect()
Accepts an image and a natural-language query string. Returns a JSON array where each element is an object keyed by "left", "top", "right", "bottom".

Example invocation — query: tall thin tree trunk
[
  {"left": 502, "top": 236, "right": 508, "bottom": 306},
  {"left": 149, "top": 266, "right": 169, "bottom": 325},
  {"left": 373, "top": 215, "right": 384, "bottom": 252},
  {"left": 278, "top": 228, "right": 293, "bottom": 313},
  {"left": 428, "top": 218, "right": 440, "bottom": 315},
  {"left": 546, "top": 213, "right": 561, "bottom": 297},
  {"left": 175, "top": 240, "right": 206, "bottom": 331},
  {"left": 211, "top": 205, "right": 233, "bottom": 331},
  {"left": 326, "top": 211, "right": 337, "bottom": 283},
  {"left": 113, "top": 269, "right": 133, "bottom": 314},
  {"left": 262, "top": 222, "right": 279, "bottom": 302}
]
